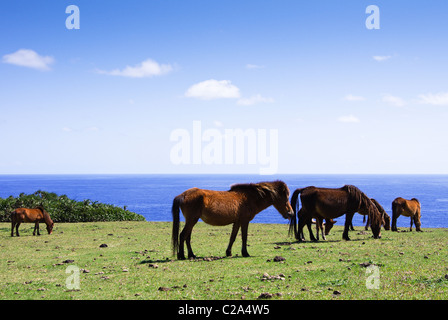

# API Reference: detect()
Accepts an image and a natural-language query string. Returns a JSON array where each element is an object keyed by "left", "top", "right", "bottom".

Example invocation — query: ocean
[{"left": 0, "top": 174, "right": 447, "bottom": 228}]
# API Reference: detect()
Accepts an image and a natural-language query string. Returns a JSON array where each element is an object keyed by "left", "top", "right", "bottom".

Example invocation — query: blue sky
[{"left": 1, "top": 0, "right": 448, "bottom": 174}]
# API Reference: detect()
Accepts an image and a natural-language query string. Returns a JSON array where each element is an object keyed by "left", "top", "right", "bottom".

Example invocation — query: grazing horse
[
  {"left": 11, "top": 207, "right": 54, "bottom": 237},
  {"left": 391, "top": 197, "right": 421, "bottom": 232},
  {"left": 171, "top": 180, "right": 294, "bottom": 260},
  {"left": 350, "top": 198, "right": 391, "bottom": 231},
  {"left": 289, "top": 185, "right": 382, "bottom": 241},
  {"left": 311, "top": 218, "right": 337, "bottom": 236}
]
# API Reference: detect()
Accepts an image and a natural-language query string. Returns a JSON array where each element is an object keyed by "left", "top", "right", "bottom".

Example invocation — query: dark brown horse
[
  {"left": 350, "top": 198, "right": 391, "bottom": 231},
  {"left": 172, "top": 180, "right": 294, "bottom": 260},
  {"left": 392, "top": 197, "right": 421, "bottom": 231},
  {"left": 289, "top": 185, "right": 382, "bottom": 241},
  {"left": 11, "top": 207, "right": 54, "bottom": 237}
]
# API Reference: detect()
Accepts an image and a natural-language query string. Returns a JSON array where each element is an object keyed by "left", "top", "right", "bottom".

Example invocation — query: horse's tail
[
  {"left": 391, "top": 199, "right": 399, "bottom": 218},
  {"left": 288, "top": 188, "right": 304, "bottom": 238},
  {"left": 171, "top": 194, "right": 184, "bottom": 256},
  {"left": 10, "top": 209, "right": 17, "bottom": 223}
]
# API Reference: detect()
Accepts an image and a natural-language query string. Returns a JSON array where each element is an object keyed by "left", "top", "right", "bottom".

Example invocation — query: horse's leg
[
  {"left": 391, "top": 203, "right": 399, "bottom": 231},
  {"left": 296, "top": 210, "right": 307, "bottom": 241},
  {"left": 226, "top": 221, "right": 241, "bottom": 257},
  {"left": 178, "top": 225, "right": 188, "bottom": 260},
  {"left": 365, "top": 215, "right": 370, "bottom": 231},
  {"left": 415, "top": 210, "right": 422, "bottom": 232},
  {"left": 185, "top": 230, "right": 195, "bottom": 259},
  {"left": 11, "top": 220, "right": 15, "bottom": 237},
  {"left": 315, "top": 217, "right": 323, "bottom": 241},
  {"left": 240, "top": 221, "right": 250, "bottom": 257},
  {"left": 349, "top": 221, "right": 355, "bottom": 231},
  {"left": 306, "top": 217, "right": 317, "bottom": 242},
  {"left": 391, "top": 214, "right": 398, "bottom": 231},
  {"left": 36, "top": 222, "right": 40, "bottom": 236},
  {"left": 182, "top": 217, "right": 199, "bottom": 259},
  {"left": 16, "top": 222, "right": 21, "bottom": 237},
  {"left": 343, "top": 213, "right": 355, "bottom": 241},
  {"left": 318, "top": 217, "right": 326, "bottom": 241},
  {"left": 33, "top": 222, "right": 38, "bottom": 236},
  {"left": 409, "top": 216, "right": 413, "bottom": 232}
]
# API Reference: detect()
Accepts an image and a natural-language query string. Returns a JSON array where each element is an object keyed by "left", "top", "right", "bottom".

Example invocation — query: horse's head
[
  {"left": 324, "top": 219, "right": 336, "bottom": 235},
  {"left": 370, "top": 198, "right": 390, "bottom": 231},
  {"left": 270, "top": 181, "right": 294, "bottom": 220},
  {"left": 360, "top": 197, "right": 382, "bottom": 239},
  {"left": 383, "top": 213, "right": 391, "bottom": 230},
  {"left": 46, "top": 222, "right": 54, "bottom": 235}
]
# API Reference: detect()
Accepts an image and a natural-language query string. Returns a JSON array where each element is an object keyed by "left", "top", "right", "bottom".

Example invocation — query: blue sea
[{"left": 0, "top": 174, "right": 447, "bottom": 228}]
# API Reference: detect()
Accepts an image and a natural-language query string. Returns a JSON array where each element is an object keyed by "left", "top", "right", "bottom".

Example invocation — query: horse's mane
[
  {"left": 343, "top": 185, "right": 363, "bottom": 213},
  {"left": 229, "top": 180, "right": 287, "bottom": 200},
  {"left": 344, "top": 185, "right": 381, "bottom": 226},
  {"left": 371, "top": 198, "right": 387, "bottom": 216},
  {"left": 36, "top": 206, "right": 52, "bottom": 223}
]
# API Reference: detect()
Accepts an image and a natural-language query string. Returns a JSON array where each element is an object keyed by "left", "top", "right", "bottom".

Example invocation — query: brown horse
[
  {"left": 289, "top": 185, "right": 382, "bottom": 241},
  {"left": 311, "top": 218, "right": 337, "bottom": 236},
  {"left": 11, "top": 207, "right": 54, "bottom": 237},
  {"left": 172, "top": 180, "right": 294, "bottom": 260},
  {"left": 391, "top": 197, "right": 421, "bottom": 231}
]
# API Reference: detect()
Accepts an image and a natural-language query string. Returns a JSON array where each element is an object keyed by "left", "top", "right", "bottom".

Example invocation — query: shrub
[{"left": 0, "top": 190, "right": 145, "bottom": 222}]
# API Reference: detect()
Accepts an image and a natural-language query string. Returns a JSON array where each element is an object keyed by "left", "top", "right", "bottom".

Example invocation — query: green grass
[{"left": 1, "top": 221, "right": 447, "bottom": 300}]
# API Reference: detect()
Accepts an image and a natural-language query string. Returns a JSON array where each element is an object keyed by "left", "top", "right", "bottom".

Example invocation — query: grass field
[{"left": 1, "top": 221, "right": 447, "bottom": 300}]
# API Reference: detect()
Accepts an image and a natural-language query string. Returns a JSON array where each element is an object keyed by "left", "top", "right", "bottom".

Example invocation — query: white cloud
[
  {"left": 97, "top": 58, "right": 173, "bottom": 78},
  {"left": 373, "top": 55, "right": 392, "bottom": 62},
  {"left": 2, "top": 49, "right": 54, "bottom": 71},
  {"left": 246, "top": 64, "right": 264, "bottom": 69},
  {"left": 237, "top": 94, "right": 274, "bottom": 106},
  {"left": 337, "top": 115, "right": 360, "bottom": 123},
  {"left": 382, "top": 94, "right": 406, "bottom": 107},
  {"left": 344, "top": 94, "right": 365, "bottom": 101},
  {"left": 85, "top": 126, "right": 100, "bottom": 132},
  {"left": 185, "top": 79, "right": 241, "bottom": 100},
  {"left": 417, "top": 92, "right": 448, "bottom": 106}
]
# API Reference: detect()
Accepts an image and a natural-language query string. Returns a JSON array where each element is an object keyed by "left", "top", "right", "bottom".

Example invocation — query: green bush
[{"left": 0, "top": 190, "right": 145, "bottom": 222}]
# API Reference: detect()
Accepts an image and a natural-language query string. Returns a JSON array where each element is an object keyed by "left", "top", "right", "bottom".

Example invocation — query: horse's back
[
  {"left": 13, "top": 208, "right": 43, "bottom": 222},
  {"left": 393, "top": 197, "right": 418, "bottom": 216},
  {"left": 302, "top": 187, "right": 350, "bottom": 218},
  {"left": 178, "top": 187, "right": 243, "bottom": 226}
]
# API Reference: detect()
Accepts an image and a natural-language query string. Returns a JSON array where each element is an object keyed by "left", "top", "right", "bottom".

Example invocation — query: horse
[
  {"left": 311, "top": 218, "right": 337, "bottom": 236},
  {"left": 171, "top": 180, "right": 294, "bottom": 260},
  {"left": 391, "top": 197, "right": 421, "bottom": 231},
  {"left": 11, "top": 206, "right": 54, "bottom": 237},
  {"left": 289, "top": 185, "right": 382, "bottom": 241},
  {"left": 349, "top": 198, "right": 391, "bottom": 231}
]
